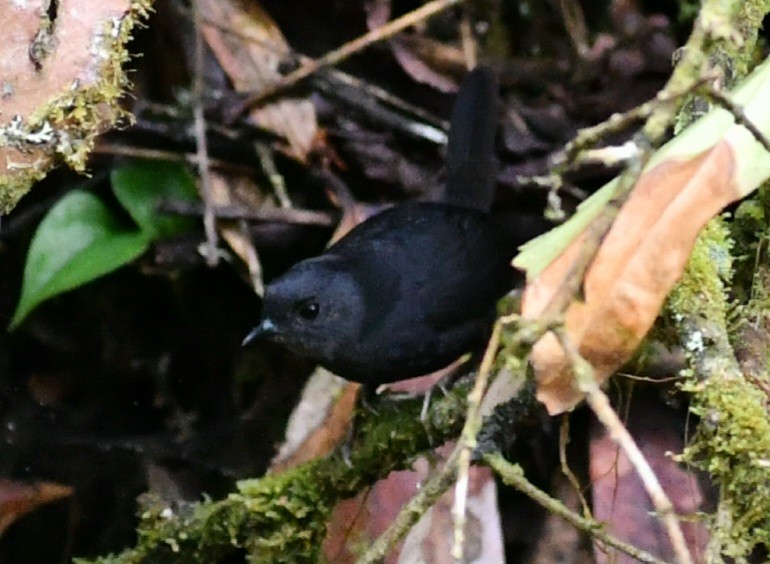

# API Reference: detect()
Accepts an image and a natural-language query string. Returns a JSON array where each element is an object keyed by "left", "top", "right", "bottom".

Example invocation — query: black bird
[{"left": 244, "top": 67, "right": 543, "bottom": 384}]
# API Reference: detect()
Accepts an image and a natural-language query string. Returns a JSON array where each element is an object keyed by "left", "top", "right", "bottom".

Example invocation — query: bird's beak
[{"left": 242, "top": 318, "right": 279, "bottom": 346}]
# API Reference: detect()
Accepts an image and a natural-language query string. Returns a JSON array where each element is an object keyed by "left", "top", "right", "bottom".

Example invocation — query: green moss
[
  {"left": 668, "top": 217, "right": 734, "bottom": 329},
  {"left": 731, "top": 183, "right": 770, "bottom": 306},
  {"left": 672, "top": 0, "right": 769, "bottom": 135},
  {"left": 80, "top": 386, "right": 469, "bottom": 563},
  {"left": 0, "top": 169, "right": 49, "bottom": 212},
  {"left": 665, "top": 217, "right": 734, "bottom": 383},
  {"left": 678, "top": 375, "right": 770, "bottom": 558},
  {"left": 669, "top": 214, "right": 770, "bottom": 558},
  {"left": 731, "top": 0, "right": 770, "bottom": 77}
]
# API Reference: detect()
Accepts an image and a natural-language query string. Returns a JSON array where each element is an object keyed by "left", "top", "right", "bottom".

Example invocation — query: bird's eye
[{"left": 297, "top": 300, "right": 320, "bottom": 320}]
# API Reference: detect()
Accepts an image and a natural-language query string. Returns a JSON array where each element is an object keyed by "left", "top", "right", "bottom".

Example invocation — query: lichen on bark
[
  {"left": 669, "top": 214, "right": 770, "bottom": 559},
  {"left": 0, "top": 0, "right": 153, "bottom": 213}
]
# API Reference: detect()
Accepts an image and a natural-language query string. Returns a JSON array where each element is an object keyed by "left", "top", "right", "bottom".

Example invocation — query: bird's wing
[
  {"left": 417, "top": 227, "right": 516, "bottom": 331},
  {"left": 329, "top": 203, "right": 515, "bottom": 333}
]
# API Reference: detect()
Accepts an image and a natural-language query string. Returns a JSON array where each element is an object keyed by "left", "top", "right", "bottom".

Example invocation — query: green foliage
[
  {"left": 679, "top": 375, "right": 770, "bottom": 558},
  {"left": 9, "top": 161, "right": 198, "bottom": 329},
  {"left": 111, "top": 162, "right": 197, "bottom": 238},
  {"left": 669, "top": 216, "right": 770, "bottom": 558}
]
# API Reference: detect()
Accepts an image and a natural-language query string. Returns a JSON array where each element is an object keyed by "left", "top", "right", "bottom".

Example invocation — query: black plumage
[{"left": 245, "top": 67, "right": 544, "bottom": 384}]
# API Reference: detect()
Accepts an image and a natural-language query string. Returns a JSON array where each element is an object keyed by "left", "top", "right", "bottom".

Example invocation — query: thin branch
[
  {"left": 190, "top": 7, "right": 449, "bottom": 136},
  {"left": 92, "top": 143, "right": 256, "bottom": 176},
  {"left": 355, "top": 449, "right": 460, "bottom": 564},
  {"left": 238, "top": 219, "right": 264, "bottom": 296},
  {"left": 556, "top": 0, "right": 590, "bottom": 59},
  {"left": 706, "top": 85, "right": 770, "bottom": 153},
  {"left": 557, "top": 74, "right": 715, "bottom": 170},
  {"left": 311, "top": 72, "right": 447, "bottom": 144},
  {"left": 554, "top": 327, "right": 693, "bottom": 564},
  {"left": 254, "top": 142, "right": 292, "bottom": 208},
  {"left": 558, "top": 416, "right": 592, "bottom": 518},
  {"left": 358, "top": 317, "right": 534, "bottom": 564},
  {"left": 485, "top": 452, "right": 670, "bottom": 564},
  {"left": 451, "top": 320, "right": 502, "bottom": 561},
  {"left": 192, "top": 0, "right": 219, "bottom": 266},
  {"left": 228, "top": 0, "right": 465, "bottom": 120},
  {"left": 156, "top": 199, "right": 335, "bottom": 226},
  {"left": 541, "top": 142, "right": 648, "bottom": 321},
  {"left": 458, "top": 6, "right": 476, "bottom": 69}
]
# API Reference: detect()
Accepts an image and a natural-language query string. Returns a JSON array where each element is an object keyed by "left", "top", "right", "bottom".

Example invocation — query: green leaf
[
  {"left": 9, "top": 190, "right": 150, "bottom": 330},
  {"left": 111, "top": 160, "right": 198, "bottom": 239}
]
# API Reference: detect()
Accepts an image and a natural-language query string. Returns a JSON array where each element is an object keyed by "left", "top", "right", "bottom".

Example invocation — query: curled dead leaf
[
  {"left": 0, "top": 478, "right": 73, "bottom": 535},
  {"left": 197, "top": 0, "right": 318, "bottom": 161},
  {"left": 517, "top": 58, "right": 770, "bottom": 415},
  {"left": 522, "top": 143, "right": 741, "bottom": 414},
  {"left": 364, "top": 0, "right": 460, "bottom": 92}
]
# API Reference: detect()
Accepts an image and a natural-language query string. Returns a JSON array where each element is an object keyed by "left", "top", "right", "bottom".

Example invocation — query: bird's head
[{"left": 243, "top": 255, "right": 365, "bottom": 363}]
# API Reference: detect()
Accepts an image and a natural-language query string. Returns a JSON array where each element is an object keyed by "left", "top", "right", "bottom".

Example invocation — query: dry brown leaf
[
  {"left": 364, "top": 0, "right": 460, "bottom": 92},
  {"left": 270, "top": 378, "right": 359, "bottom": 473},
  {"left": 516, "top": 59, "right": 770, "bottom": 414},
  {"left": 206, "top": 171, "right": 267, "bottom": 293},
  {"left": 0, "top": 478, "right": 73, "bottom": 535},
  {"left": 0, "top": 0, "right": 150, "bottom": 212},
  {"left": 523, "top": 142, "right": 740, "bottom": 414},
  {"left": 322, "top": 447, "right": 503, "bottom": 563},
  {"left": 589, "top": 397, "right": 709, "bottom": 562},
  {"left": 197, "top": 0, "right": 317, "bottom": 161}
]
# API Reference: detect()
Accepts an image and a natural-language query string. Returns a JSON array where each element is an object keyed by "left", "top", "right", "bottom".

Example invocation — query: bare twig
[
  {"left": 192, "top": 0, "right": 219, "bottom": 266},
  {"left": 555, "top": 0, "right": 590, "bottom": 58},
  {"left": 228, "top": 0, "right": 465, "bottom": 120},
  {"left": 238, "top": 219, "right": 264, "bottom": 296},
  {"left": 485, "top": 452, "right": 669, "bottom": 564},
  {"left": 189, "top": 8, "right": 449, "bottom": 137},
  {"left": 451, "top": 320, "right": 502, "bottom": 561},
  {"left": 254, "top": 142, "right": 292, "bottom": 208},
  {"left": 321, "top": 69, "right": 448, "bottom": 132},
  {"left": 556, "top": 74, "right": 716, "bottom": 171},
  {"left": 554, "top": 327, "right": 693, "bottom": 564},
  {"left": 93, "top": 143, "right": 256, "bottom": 176},
  {"left": 541, "top": 142, "right": 648, "bottom": 321},
  {"left": 311, "top": 73, "right": 447, "bottom": 144},
  {"left": 458, "top": 6, "right": 476, "bottom": 69},
  {"left": 156, "top": 199, "right": 335, "bottom": 226},
  {"left": 558, "top": 416, "right": 592, "bottom": 518},
  {"left": 706, "top": 85, "right": 770, "bottom": 153}
]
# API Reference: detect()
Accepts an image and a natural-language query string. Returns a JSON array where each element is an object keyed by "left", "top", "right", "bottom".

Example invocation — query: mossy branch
[
  {"left": 669, "top": 217, "right": 770, "bottom": 559},
  {"left": 81, "top": 384, "right": 471, "bottom": 563},
  {"left": 664, "top": 0, "right": 770, "bottom": 558}
]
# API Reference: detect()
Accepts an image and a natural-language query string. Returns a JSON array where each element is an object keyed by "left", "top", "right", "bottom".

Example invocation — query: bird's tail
[{"left": 443, "top": 66, "right": 500, "bottom": 213}]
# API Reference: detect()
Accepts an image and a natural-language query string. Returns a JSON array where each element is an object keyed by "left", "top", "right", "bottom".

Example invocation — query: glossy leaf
[
  {"left": 9, "top": 191, "right": 149, "bottom": 329},
  {"left": 111, "top": 160, "right": 198, "bottom": 239}
]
